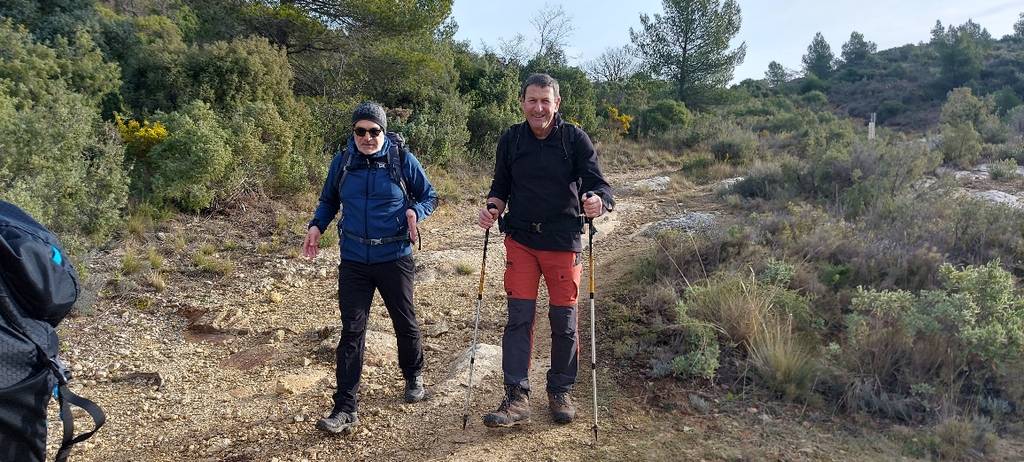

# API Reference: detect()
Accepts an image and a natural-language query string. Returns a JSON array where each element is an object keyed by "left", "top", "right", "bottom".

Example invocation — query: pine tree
[
  {"left": 630, "top": 0, "right": 746, "bottom": 106},
  {"left": 801, "top": 32, "right": 834, "bottom": 79}
]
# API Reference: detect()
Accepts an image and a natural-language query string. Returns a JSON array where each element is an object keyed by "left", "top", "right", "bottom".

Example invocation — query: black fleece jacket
[{"left": 487, "top": 115, "right": 615, "bottom": 252}]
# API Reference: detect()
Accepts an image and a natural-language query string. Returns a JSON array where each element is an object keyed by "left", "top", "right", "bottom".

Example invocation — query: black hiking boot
[
  {"left": 404, "top": 375, "right": 426, "bottom": 403},
  {"left": 316, "top": 410, "right": 358, "bottom": 434},
  {"left": 548, "top": 392, "right": 575, "bottom": 424},
  {"left": 482, "top": 384, "right": 530, "bottom": 427}
]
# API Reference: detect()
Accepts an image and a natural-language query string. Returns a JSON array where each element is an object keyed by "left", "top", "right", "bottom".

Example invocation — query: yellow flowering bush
[
  {"left": 115, "top": 114, "right": 169, "bottom": 159},
  {"left": 605, "top": 105, "right": 633, "bottom": 136}
]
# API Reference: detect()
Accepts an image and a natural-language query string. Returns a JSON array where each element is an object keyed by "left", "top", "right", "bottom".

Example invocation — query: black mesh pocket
[{"left": 0, "top": 367, "right": 52, "bottom": 462}]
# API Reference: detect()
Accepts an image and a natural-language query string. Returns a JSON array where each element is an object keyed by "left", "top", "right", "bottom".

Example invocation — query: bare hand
[
  {"left": 582, "top": 193, "right": 604, "bottom": 218},
  {"left": 478, "top": 199, "right": 504, "bottom": 229},
  {"left": 303, "top": 226, "right": 321, "bottom": 259},
  {"left": 406, "top": 209, "right": 419, "bottom": 243}
]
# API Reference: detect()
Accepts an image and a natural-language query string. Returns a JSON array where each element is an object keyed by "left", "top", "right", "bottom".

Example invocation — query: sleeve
[
  {"left": 309, "top": 154, "right": 344, "bottom": 232},
  {"left": 574, "top": 127, "right": 615, "bottom": 212},
  {"left": 486, "top": 128, "right": 513, "bottom": 202},
  {"left": 404, "top": 152, "right": 438, "bottom": 222}
]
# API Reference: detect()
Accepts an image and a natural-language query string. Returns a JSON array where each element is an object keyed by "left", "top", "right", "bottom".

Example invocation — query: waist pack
[{"left": 0, "top": 200, "right": 105, "bottom": 462}]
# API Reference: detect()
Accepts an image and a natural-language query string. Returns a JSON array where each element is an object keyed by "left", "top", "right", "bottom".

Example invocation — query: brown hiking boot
[
  {"left": 482, "top": 385, "right": 530, "bottom": 427},
  {"left": 548, "top": 392, "right": 575, "bottom": 424}
]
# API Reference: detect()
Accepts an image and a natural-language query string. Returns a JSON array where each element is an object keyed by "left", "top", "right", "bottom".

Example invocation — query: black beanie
[{"left": 351, "top": 102, "right": 387, "bottom": 132}]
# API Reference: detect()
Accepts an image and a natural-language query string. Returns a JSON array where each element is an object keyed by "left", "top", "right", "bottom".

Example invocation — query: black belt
[
  {"left": 343, "top": 231, "right": 410, "bottom": 245},
  {"left": 499, "top": 215, "right": 584, "bottom": 234}
]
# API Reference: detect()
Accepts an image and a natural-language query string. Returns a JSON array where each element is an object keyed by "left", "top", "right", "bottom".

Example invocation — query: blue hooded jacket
[{"left": 310, "top": 135, "right": 438, "bottom": 264}]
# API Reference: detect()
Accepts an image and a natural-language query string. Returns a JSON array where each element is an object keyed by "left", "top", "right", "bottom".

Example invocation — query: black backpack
[{"left": 0, "top": 200, "right": 105, "bottom": 462}]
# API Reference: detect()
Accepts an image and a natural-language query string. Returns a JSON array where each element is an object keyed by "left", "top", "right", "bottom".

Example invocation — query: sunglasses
[{"left": 353, "top": 127, "right": 383, "bottom": 138}]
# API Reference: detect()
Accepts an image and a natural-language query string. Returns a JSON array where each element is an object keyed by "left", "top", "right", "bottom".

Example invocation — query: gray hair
[{"left": 520, "top": 73, "right": 560, "bottom": 99}]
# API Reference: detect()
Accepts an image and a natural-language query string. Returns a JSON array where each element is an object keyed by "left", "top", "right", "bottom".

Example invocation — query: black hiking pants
[{"left": 333, "top": 255, "right": 423, "bottom": 413}]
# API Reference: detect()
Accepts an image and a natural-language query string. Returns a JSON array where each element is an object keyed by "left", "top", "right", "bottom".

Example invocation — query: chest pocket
[{"left": 511, "top": 139, "right": 575, "bottom": 189}]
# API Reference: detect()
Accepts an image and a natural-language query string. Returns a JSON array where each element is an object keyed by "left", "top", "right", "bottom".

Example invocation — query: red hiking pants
[{"left": 501, "top": 236, "right": 582, "bottom": 393}]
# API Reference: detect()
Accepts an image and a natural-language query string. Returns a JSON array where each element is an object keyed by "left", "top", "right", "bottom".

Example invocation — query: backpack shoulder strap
[
  {"left": 336, "top": 147, "right": 355, "bottom": 196},
  {"left": 385, "top": 132, "right": 412, "bottom": 203}
]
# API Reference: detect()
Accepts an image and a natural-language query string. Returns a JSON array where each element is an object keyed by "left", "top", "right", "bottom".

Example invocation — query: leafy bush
[
  {"left": 844, "top": 261, "right": 1024, "bottom": 398},
  {"left": 0, "top": 22, "right": 128, "bottom": 243},
  {"left": 144, "top": 101, "right": 231, "bottom": 211},
  {"left": 181, "top": 36, "right": 294, "bottom": 112},
  {"left": 988, "top": 158, "right": 1020, "bottom": 181},
  {"left": 391, "top": 96, "right": 471, "bottom": 166},
  {"left": 638, "top": 99, "right": 692, "bottom": 136},
  {"left": 801, "top": 90, "right": 828, "bottom": 109},
  {"left": 939, "top": 122, "right": 981, "bottom": 167},
  {"left": 710, "top": 125, "right": 758, "bottom": 164},
  {"left": 669, "top": 321, "right": 720, "bottom": 379}
]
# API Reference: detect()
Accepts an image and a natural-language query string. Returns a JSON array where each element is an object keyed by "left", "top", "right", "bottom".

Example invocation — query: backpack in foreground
[{"left": 0, "top": 200, "right": 105, "bottom": 462}]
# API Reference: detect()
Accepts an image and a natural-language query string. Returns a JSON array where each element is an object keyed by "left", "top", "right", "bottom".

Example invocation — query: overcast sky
[{"left": 451, "top": 0, "right": 1024, "bottom": 83}]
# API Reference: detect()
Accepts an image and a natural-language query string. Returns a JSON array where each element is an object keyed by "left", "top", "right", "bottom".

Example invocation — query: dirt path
[{"left": 50, "top": 165, "right": 1004, "bottom": 461}]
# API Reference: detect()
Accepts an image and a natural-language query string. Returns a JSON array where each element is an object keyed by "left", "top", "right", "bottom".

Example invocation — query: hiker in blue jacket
[{"left": 303, "top": 102, "right": 438, "bottom": 434}]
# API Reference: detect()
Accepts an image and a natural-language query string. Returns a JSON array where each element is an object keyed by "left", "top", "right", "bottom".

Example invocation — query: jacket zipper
[{"left": 364, "top": 166, "right": 372, "bottom": 263}]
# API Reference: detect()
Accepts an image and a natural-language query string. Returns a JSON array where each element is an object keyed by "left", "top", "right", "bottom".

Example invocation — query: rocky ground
[{"left": 46, "top": 162, "right": 1024, "bottom": 461}]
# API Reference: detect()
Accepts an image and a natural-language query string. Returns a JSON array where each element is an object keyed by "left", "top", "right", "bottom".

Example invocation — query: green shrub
[
  {"left": 0, "top": 23, "right": 129, "bottom": 244},
  {"left": 145, "top": 101, "right": 231, "bottom": 211},
  {"left": 639, "top": 99, "right": 692, "bottom": 136},
  {"left": 939, "top": 122, "right": 982, "bottom": 168},
  {"left": 801, "top": 90, "right": 828, "bottom": 109},
  {"left": 392, "top": 96, "right": 471, "bottom": 166},
  {"left": 876, "top": 100, "right": 906, "bottom": 124},
  {"left": 669, "top": 322, "right": 720, "bottom": 379},
  {"left": 181, "top": 36, "right": 294, "bottom": 112},
  {"left": 710, "top": 125, "right": 758, "bottom": 164},
  {"left": 988, "top": 158, "right": 1020, "bottom": 181},
  {"left": 844, "top": 261, "right": 1024, "bottom": 397}
]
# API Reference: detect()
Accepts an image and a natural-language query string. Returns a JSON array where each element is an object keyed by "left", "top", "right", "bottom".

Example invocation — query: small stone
[
  {"left": 274, "top": 330, "right": 286, "bottom": 342},
  {"left": 269, "top": 292, "right": 284, "bottom": 304},
  {"left": 747, "top": 407, "right": 758, "bottom": 414},
  {"left": 302, "top": 357, "right": 312, "bottom": 367}
]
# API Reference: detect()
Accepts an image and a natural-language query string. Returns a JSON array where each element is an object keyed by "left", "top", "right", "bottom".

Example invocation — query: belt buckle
[
  {"left": 369, "top": 238, "right": 383, "bottom": 246},
  {"left": 530, "top": 222, "right": 542, "bottom": 233}
]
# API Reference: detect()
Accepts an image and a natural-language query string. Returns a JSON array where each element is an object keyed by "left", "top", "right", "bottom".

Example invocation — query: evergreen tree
[
  {"left": 765, "top": 60, "right": 787, "bottom": 88},
  {"left": 629, "top": 0, "right": 746, "bottom": 107},
  {"left": 840, "top": 31, "right": 876, "bottom": 66},
  {"left": 801, "top": 32, "right": 834, "bottom": 79}
]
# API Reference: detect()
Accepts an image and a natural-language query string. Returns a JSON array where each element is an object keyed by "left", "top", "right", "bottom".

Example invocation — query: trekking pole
[
  {"left": 462, "top": 203, "right": 497, "bottom": 430},
  {"left": 585, "top": 192, "right": 599, "bottom": 444}
]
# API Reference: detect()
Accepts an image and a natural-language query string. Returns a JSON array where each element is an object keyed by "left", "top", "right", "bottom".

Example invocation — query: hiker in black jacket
[{"left": 477, "top": 73, "right": 614, "bottom": 427}]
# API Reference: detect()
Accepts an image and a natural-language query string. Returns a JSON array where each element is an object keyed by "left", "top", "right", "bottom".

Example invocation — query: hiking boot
[
  {"left": 404, "top": 375, "right": 426, "bottom": 403},
  {"left": 316, "top": 410, "right": 358, "bottom": 434},
  {"left": 548, "top": 392, "right": 575, "bottom": 424},
  {"left": 482, "top": 384, "right": 530, "bottom": 427}
]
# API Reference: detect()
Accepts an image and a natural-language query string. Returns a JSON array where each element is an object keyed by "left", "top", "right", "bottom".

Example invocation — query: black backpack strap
[
  {"left": 336, "top": 147, "right": 355, "bottom": 195},
  {"left": 55, "top": 385, "right": 105, "bottom": 462},
  {"left": 386, "top": 132, "right": 420, "bottom": 250}
]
